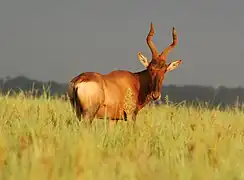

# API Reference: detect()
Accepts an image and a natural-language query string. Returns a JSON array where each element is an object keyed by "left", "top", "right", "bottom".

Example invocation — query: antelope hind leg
[{"left": 81, "top": 105, "right": 100, "bottom": 128}]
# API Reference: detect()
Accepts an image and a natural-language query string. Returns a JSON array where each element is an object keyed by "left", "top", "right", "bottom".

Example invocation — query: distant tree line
[{"left": 1, "top": 76, "right": 243, "bottom": 109}]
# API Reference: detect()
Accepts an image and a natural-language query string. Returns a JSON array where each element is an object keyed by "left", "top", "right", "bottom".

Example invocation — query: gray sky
[{"left": 0, "top": 0, "right": 243, "bottom": 87}]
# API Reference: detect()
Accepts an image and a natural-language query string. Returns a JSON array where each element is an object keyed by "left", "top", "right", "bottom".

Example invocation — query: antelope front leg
[
  {"left": 109, "top": 119, "right": 118, "bottom": 129},
  {"left": 126, "top": 112, "right": 137, "bottom": 131}
]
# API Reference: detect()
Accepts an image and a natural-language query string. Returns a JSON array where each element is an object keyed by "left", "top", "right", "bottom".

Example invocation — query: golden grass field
[{"left": 0, "top": 92, "right": 244, "bottom": 180}]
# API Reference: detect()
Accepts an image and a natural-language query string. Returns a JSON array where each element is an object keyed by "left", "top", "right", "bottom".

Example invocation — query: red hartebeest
[{"left": 68, "top": 23, "right": 182, "bottom": 126}]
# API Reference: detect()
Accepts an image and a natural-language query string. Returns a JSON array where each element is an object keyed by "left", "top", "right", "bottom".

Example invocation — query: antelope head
[{"left": 138, "top": 23, "right": 182, "bottom": 100}]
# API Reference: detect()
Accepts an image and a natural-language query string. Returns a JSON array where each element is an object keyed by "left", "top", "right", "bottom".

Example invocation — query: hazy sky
[{"left": 0, "top": 0, "right": 243, "bottom": 87}]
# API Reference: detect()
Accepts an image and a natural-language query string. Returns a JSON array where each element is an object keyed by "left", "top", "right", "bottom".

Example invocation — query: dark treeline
[{"left": 0, "top": 76, "right": 243, "bottom": 109}]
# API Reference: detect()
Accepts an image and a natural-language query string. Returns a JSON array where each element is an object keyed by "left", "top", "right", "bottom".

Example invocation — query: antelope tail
[{"left": 68, "top": 82, "right": 81, "bottom": 112}]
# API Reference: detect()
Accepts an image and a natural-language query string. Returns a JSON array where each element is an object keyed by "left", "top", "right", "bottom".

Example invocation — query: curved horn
[
  {"left": 159, "top": 27, "right": 178, "bottom": 60},
  {"left": 146, "top": 22, "right": 158, "bottom": 58}
]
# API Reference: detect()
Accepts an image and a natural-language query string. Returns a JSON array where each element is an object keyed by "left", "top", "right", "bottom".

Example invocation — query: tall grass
[{"left": 0, "top": 92, "right": 244, "bottom": 180}]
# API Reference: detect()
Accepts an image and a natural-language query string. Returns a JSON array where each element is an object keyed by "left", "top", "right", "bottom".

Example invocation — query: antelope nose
[{"left": 152, "top": 93, "right": 161, "bottom": 101}]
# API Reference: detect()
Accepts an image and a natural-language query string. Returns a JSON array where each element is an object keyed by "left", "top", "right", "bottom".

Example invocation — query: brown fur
[{"left": 68, "top": 23, "right": 182, "bottom": 126}]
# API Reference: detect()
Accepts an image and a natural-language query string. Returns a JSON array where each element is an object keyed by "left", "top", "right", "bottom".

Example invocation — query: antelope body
[{"left": 68, "top": 23, "right": 182, "bottom": 126}]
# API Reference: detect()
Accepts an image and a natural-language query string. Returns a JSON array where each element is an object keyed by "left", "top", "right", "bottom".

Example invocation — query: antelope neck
[{"left": 134, "top": 69, "right": 153, "bottom": 109}]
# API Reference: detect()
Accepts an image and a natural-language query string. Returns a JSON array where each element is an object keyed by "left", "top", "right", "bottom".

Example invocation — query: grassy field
[{"left": 0, "top": 93, "right": 244, "bottom": 180}]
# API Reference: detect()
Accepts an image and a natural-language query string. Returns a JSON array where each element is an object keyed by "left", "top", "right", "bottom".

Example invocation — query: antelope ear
[
  {"left": 137, "top": 52, "right": 150, "bottom": 68},
  {"left": 166, "top": 60, "right": 182, "bottom": 72}
]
